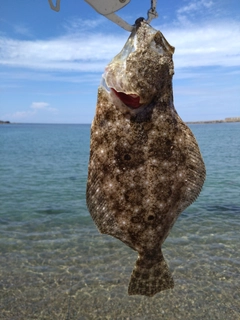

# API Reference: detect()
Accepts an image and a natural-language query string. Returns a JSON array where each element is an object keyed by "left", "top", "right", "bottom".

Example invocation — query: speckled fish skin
[{"left": 86, "top": 20, "right": 206, "bottom": 297}]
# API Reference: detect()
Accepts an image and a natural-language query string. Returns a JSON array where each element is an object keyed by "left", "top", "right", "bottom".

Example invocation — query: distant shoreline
[
  {"left": 1, "top": 117, "right": 240, "bottom": 125},
  {"left": 186, "top": 117, "right": 240, "bottom": 124}
]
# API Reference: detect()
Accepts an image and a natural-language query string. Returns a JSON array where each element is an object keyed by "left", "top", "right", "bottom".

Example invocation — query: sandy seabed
[{"left": 1, "top": 234, "right": 239, "bottom": 320}]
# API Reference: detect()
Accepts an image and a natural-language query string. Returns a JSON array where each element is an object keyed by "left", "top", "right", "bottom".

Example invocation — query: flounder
[{"left": 86, "top": 19, "right": 206, "bottom": 297}]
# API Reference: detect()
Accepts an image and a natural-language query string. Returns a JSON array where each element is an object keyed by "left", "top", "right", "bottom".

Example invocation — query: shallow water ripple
[{"left": 0, "top": 123, "right": 240, "bottom": 319}]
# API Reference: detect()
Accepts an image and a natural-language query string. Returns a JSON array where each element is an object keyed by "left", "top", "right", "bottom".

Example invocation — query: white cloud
[
  {"left": 177, "top": 0, "right": 213, "bottom": 15},
  {"left": 3, "top": 102, "right": 58, "bottom": 121},
  {"left": 14, "top": 25, "right": 32, "bottom": 37},
  {"left": 10, "top": 110, "right": 36, "bottom": 119},
  {"left": 30, "top": 101, "right": 58, "bottom": 113},
  {"left": 0, "top": 70, "right": 101, "bottom": 86},
  {"left": 63, "top": 17, "right": 105, "bottom": 33},
  {"left": 0, "top": 33, "right": 124, "bottom": 72},
  {"left": 173, "top": 0, "right": 215, "bottom": 27},
  {"left": 30, "top": 102, "right": 50, "bottom": 109},
  {"left": 47, "top": 107, "right": 58, "bottom": 112},
  {"left": 0, "top": 18, "right": 240, "bottom": 74},
  {"left": 158, "top": 22, "right": 240, "bottom": 68}
]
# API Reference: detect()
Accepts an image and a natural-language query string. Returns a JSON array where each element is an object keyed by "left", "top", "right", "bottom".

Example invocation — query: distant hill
[{"left": 0, "top": 120, "right": 10, "bottom": 124}]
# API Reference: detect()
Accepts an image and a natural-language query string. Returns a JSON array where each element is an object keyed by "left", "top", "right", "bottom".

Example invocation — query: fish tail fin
[{"left": 128, "top": 250, "right": 174, "bottom": 297}]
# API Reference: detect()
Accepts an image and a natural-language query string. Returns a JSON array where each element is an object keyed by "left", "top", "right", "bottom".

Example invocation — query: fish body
[{"left": 86, "top": 20, "right": 206, "bottom": 297}]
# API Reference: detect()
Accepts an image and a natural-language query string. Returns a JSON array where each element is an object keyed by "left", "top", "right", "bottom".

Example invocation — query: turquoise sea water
[{"left": 0, "top": 123, "right": 240, "bottom": 319}]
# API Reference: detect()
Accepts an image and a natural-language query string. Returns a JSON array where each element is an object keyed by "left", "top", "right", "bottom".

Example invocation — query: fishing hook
[
  {"left": 48, "top": 0, "right": 60, "bottom": 12},
  {"left": 147, "top": 0, "right": 158, "bottom": 24}
]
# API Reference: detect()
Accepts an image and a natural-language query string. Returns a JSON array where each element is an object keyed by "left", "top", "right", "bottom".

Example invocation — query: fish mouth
[
  {"left": 111, "top": 88, "right": 141, "bottom": 109},
  {"left": 100, "top": 76, "right": 142, "bottom": 109}
]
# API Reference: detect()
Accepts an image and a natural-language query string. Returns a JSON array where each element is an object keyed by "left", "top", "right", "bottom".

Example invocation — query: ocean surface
[{"left": 0, "top": 122, "right": 239, "bottom": 320}]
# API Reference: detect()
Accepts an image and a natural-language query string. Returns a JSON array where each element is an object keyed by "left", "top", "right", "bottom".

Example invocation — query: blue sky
[{"left": 0, "top": 0, "right": 240, "bottom": 123}]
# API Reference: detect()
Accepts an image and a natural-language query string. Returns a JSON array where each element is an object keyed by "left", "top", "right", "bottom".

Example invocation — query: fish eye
[
  {"left": 124, "top": 154, "right": 131, "bottom": 161},
  {"left": 147, "top": 215, "right": 155, "bottom": 221}
]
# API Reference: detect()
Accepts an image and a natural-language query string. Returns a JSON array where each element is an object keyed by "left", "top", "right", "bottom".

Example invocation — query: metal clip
[
  {"left": 85, "top": 0, "right": 158, "bottom": 31},
  {"left": 48, "top": 0, "right": 158, "bottom": 32},
  {"left": 84, "top": 0, "right": 133, "bottom": 31}
]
